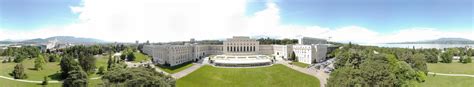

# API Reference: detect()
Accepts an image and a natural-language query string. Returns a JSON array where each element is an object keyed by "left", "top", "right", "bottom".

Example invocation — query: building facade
[
  {"left": 142, "top": 36, "right": 329, "bottom": 66},
  {"left": 223, "top": 36, "right": 259, "bottom": 55},
  {"left": 298, "top": 37, "right": 327, "bottom": 45}
]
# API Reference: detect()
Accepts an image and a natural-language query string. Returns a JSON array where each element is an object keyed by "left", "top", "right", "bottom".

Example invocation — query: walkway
[
  {"left": 0, "top": 75, "right": 101, "bottom": 84},
  {"left": 171, "top": 63, "right": 203, "bottom": 79},
  {"left": 278, "top": 61, "right": 329, "bottom": 87},
  {"left": 428, "top": 72, "right": 474, "bottom": 78}
]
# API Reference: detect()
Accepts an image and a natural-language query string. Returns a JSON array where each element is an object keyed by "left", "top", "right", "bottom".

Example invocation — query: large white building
[{"left": 142, "top": 36, "right": 329, "bottom": 66}]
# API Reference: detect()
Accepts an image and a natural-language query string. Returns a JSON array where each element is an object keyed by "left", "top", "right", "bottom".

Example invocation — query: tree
[
  {"left": 359, "top": 57, "right": 396, "bottom": 86},
  {"left": 60, "top": 55, "right": 79, "bottom": 79},
  {"left": 440, "top": 51, "right": 453, "bottom": 63},
  {"left": 13, "top": 55, "right": 26, "bottom": 63},
  {"left": 42, "top": 76, "right": 49, "bottom": 85},
  {"left": 102, "top": 67, "right": 175, "bottom": 86},
  {"left": 425, "top": 52, "right": 438, "bottom": 63},
  {"left": 62, "top": 66, "right": 88, "bottom": 87},
  {"left": 49, "top": 54, "right": 61, "bottom": 62},
  {"left": 290, "top": 51, "right": 296, "bottom": 61},
  {"left": 411, "top": 53, "right": 428, "bottom": 74},
  {"left": 35, "top": 54, "right": 46, "bottom": 70},
  {"left": 12, "top": 63, "right": 28, "bottom": 79},
  {"left": 461, "top": 56, "right": 472, "bottom": 64},
  {"left": 107, "top": 52, "right": 114, "bottom": 70},
  {"left": 78, "top": 54, "right": 96, "bottom": 74},
  {"left": 466, "top": 56, "right": 472, "bottom": 63},
  {"left": 97, "top": 66, "right": 106, "bottom": 75}
]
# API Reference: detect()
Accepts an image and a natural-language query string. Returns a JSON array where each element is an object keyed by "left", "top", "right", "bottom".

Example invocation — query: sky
[{"left": 0, "top": 0, "right": 473, "bottom": 43}]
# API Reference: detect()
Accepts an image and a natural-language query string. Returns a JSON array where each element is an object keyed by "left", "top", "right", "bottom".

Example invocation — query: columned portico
[{"left": 223, "top": 36, "right": 259, "bottom": 55}]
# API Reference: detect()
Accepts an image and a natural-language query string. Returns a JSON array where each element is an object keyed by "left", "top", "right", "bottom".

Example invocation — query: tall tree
[
  {"left": 78, "top": 54, "right": 96, "bottom": 74},
  {"left": 62, "top": 65, "right": 88, "bottom": 87},
  {"left": 35, "top": 54, "right": 46, "bottom": 70},
  {"left": 12, "top": 63, "right": 28, "bottom": 79},
  {"left": 60, "top": 55, "right": 79, "bottom": 79}
]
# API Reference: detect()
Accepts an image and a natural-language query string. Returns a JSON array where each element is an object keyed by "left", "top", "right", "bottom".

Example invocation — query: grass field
[
  {"left": 157, "top": 62, "right": 194, "bottom": 74},
  {"left": 0, "top": 59, "right": 62, "bottom": 81},
  {"left": 0, "top": 78, "right": 104, "bottom": 87},
  {"left": 290, "top": 62, "right": 310, "bottom": 68},
  {"left": 0, "top": 55, "right": 108, "bottom": 81},
  {"left": 428, "top": 62, "right": 474, "bottom": 74},
  {"left": 177, "top": 64, "right": 320, "bottom": 87},
  {"left": 131, "top": 52, "right": 150, "bottom": 63},
  {"left": 417, "top": 75, "right": 474, "bottom": 87}
]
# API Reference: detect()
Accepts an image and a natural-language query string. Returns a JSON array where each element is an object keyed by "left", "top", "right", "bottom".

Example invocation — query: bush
[
  {"left": 42, "top": 76, "right": 48, "bottom": 85},
  {"left": 461, "top": 56, "right": 472, "bottom": 64},
  {"left": 97, "top": 66, "right": 106, "bottom": 75}
]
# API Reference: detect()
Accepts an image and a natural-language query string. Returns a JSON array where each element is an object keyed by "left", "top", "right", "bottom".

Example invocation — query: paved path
[
  {"left": 428, "top": 72, "right": 474, "bottom": 77},
  {"left": 0, "top": 75, "right": 102, "bottom": 83},
  {"left": 171, "top": 63, "right": 203, "bottom": 79},
  {"left": 278, "top": 61, "right": 329, "bottom": 87}
]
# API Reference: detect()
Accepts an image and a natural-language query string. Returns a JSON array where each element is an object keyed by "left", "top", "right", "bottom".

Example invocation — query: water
[{"left": 360, "top": 44, "right": 474, "bottom": 49}]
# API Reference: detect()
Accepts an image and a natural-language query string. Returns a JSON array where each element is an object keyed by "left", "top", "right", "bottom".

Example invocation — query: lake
[{"left": 360, "top": 44, "right": 474, "bottom": 49}]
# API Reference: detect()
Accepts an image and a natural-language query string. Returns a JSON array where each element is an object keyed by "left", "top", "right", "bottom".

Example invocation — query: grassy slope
[
  {"left": 0, "top": 55, "right": 108, "bottom": 81},
  {"left": 0, "top": 59, "right": 61, "bottom": 81},
  {"left": 132, "top": 52, "right": 150, "bottom": 63},
  {"left": 0, "top": 78, "right": 103, "bottom": 87},
  {"left": 428, "top": 62, "right": 474, "bottom": 74},
  {"left": 177, "top": 64, "right": 320, "bottom": 87},
  {"left": 157, "top": 63, "right": 194, "bottom": 74},
  {"left": 417, "top": 75, "right": 474, "bottom": 87}
]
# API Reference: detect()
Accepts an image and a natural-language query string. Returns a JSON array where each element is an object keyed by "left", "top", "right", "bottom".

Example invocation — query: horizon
[{"left": 0, "top": 0, "right": 473, "bottom": 43}]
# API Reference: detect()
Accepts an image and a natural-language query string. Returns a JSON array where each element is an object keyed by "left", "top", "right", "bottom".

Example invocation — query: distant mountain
[
  {"left": 20, "top": 36, "right": 106, "bottom": 44},
  {"left": 387, "top": 38, "right": 474, "bottom": 44}
]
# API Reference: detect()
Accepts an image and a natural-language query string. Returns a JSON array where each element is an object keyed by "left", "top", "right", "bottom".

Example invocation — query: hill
[
  {"left": 388, "top": 38, "right": 474, "bottom": 44},
  {"left": 19, "top": 36, "right": 106, "bottom": 44}
]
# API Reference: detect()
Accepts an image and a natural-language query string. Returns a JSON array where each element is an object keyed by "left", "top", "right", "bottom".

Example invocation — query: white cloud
[{"left": 0, "top": 0, "right": 472, "bottom": 44}]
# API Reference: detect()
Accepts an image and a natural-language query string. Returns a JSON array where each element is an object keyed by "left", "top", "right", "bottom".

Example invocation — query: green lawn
[
  {"left": 131, "top": 52, "right": 150, "bottom": 63},
  {"left": 290, "top": 62, "right": 310, "bottom": 68},
  {"left": 0, "top": 59, "right": 62, "bottom": 81},
  {"left": 157, "top": 62, "right": 194, "bottom": 74},
  {"left": 177, "top": 64, "right": 320, "bottom": 87},
  {"left": 0, "top": 78, "right": 103, "bottom": 87},
  {"left": 428, "top": 62, "right": 474, "bottom": 74},
  {"left": 0, "top": 55, "right": 108, "bottom": 81},
  {"left": 417, "top": 75, "right": 474, "bottom": 87}
]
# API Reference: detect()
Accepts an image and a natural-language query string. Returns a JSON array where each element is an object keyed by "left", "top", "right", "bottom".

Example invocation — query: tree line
[
  {"left": 257, "top": 37, "right": 298, "bottom": 45},
  {"left": 327, "top": 44, "right": 430, "bottom": 87}
]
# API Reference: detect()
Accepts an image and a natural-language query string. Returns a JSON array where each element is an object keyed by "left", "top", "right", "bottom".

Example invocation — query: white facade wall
[
  {"left": 223, "top": 36, "right": 259, "bottom": 55},
  {"left": 293, "top": 45, "right": 314, "bottom": 64},
  {"left": 292, "top": 44, "right": 328, "bottom": 64},
  {"left": 142, "top": 36, "right": 328, "bottom": 66},
  {"left": 259, "top": 45, "right": 274, "bottom": 55},
  {"left": 273, "top": 45, "right": 293, "bottom": 59}
]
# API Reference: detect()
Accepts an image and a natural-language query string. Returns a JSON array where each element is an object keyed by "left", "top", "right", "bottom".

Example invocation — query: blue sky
[
  {"left": 0, "top": 0, "right": 472, "bottom": 43},
  {"left": 247, "top": 0, "right": 473, "bottom": 33},
  {"left": 0, "top": 0, "right": 80, "bottom": 30}
]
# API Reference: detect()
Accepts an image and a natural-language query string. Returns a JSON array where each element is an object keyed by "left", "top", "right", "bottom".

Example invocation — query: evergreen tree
[
  {"left": 35, "top": 54, "right": 46, "bottom": 70},
  {"left": 12, "top": 63, "right": 28, "bottom": 79},
  {"left": 62, "top": 66, "right": 88, "bottom": 87},
  {"left": 60, "top": 55, "right": 79, "bottom": 79}
]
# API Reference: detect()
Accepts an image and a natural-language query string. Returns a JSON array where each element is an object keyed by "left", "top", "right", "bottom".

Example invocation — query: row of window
[{"left": 226, "top": 46, "right": 256, "bottom": 52}]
